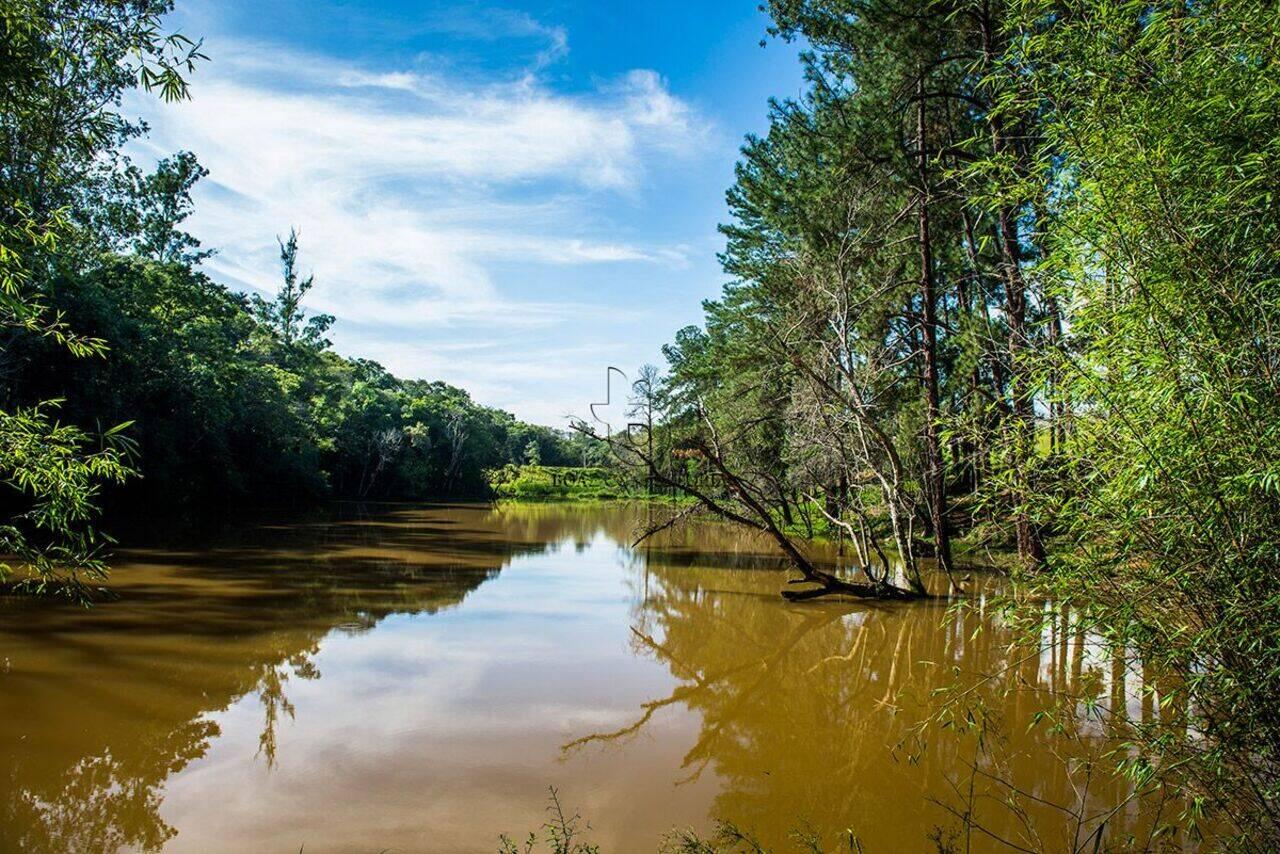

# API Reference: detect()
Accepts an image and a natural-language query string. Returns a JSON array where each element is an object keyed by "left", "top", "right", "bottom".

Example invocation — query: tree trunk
[
  {"left": 915, "top": 75, "right": 956, "bottom": 580},
  {"left": 977, "top": 2, "right": 1045, "bottom": 570}
]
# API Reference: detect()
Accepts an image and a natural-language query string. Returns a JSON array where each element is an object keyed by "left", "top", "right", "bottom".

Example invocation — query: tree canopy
[{"left": 596, "top": 0, "right": 1280, "bottom": 844}]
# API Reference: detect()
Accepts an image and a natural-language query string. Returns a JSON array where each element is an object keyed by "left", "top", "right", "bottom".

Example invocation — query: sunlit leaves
[
  {"left": 991, "top": 0, "right": 1280, "bottom": 839},
  {"left": 0, "top": 402, "right": 135, "bottom": 602},
  {"left": 0, "top": 0, "right": 202, "bottom": 601}
]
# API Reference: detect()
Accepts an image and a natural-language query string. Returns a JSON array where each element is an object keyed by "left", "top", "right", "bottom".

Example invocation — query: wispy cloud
[{"left": 127, "top": 10, "right": 716, "bottom": 423}]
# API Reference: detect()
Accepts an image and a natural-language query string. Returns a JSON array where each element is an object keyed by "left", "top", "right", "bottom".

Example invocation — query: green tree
[
  {"left": 0, "top": 0, "right": 201, "bottom": 598},
  {"left": 980, "top": 0, "right": 1280, "bottom": 841},
  {"left": 94, "top": 151, "right": 212, "bottom": 264},
  {"left": 523, "top": 439, "right": 541, "bottom": 466},
  {"left": 251, "top": 228, "right": 334, "bottom": 364}
]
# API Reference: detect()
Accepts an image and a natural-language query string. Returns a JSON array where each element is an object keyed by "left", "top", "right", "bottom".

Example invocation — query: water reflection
[
  {"left": 607, "top": 538, "right": 1191, "bottom": 851},
  {"left": 0, "top": 503, "right": 1187, "bottom": 852},
  {"left": 1, "top": 503, "right": 611, "bottom": 851}
]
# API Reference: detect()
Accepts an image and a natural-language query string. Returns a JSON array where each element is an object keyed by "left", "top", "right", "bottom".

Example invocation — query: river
[{"left": 0, "top": 503, "right": 1172, "bottom": 852}]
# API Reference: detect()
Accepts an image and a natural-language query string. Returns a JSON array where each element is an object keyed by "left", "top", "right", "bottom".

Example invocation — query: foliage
[
  {"left": 988, "top": 0, "right": 1280, "bottom": 843},
  {"left": 661, "top": 822, "right": 865, "bottom": 854},
  {"left": 498, "top": 788, "right": 599, "bottom": 854},
  {"left": 0, "top": 0, "right": 200, "bottom": 599},
  {"left": 646, "top": 0, "right": 1018, "bottom": 596},
  {"left": 249, "top": 227, "right": 333, "bottom": 364},
  {"left": 13, "top": 250, "right": 586, "bottom": 509},
  {"left": 487, "top": 464, "right": 637, "bottom": 501},
  {"left": 0, "top": 403, "right": 134, "bottom": 598},
  {"left": 625, "top": 0, "right": 1280, "bottom": 846}
]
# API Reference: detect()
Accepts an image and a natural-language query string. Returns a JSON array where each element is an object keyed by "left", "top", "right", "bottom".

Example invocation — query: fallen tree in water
[{"left": 571, "top": 421, "right": 932, "bottom": 601}]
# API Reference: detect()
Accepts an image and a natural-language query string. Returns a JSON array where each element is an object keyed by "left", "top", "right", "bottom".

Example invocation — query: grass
[{"left": 487, "top": 464, "right": 687, "bottom": 502}]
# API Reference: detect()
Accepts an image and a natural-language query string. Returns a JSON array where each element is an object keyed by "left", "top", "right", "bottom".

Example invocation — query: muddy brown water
[{"left": 0, "top": 503, "right": 1175, "bottom": 852}]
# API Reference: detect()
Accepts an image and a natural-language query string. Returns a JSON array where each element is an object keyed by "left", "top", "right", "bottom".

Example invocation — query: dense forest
[
  {"left": 586, "top": 0, "right": 1280, "bottom": 847},
  {"left": 0, "top": 0, "right": 590, "bottom": 595},
  {"left": 4, "top": 0, "right": 1280, "bottom": 849}
]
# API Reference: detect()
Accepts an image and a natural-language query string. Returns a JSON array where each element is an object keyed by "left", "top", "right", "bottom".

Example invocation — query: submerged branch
[
  {"left": 631, "top": 500, "right": 706, "bottom": 548},
  {"left": 572, "top": 423, "right": 927, "bottom": 601}
]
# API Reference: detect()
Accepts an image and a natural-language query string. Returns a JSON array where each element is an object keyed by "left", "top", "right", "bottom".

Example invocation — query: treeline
[
  {"left": 596, "top": 0, "right": 1280, "bottom": 845},
  {"left": 0, "top": 1, "right": 584, "bottom": 593},
  {"left": 20, "top": 243, "right": 586, "bottom": 507}
]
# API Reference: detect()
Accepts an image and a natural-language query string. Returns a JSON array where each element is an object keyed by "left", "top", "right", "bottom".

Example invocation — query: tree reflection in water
[
  {"left": 567, "top": 523, "right": 1194, "bottom": 852},
  {"left": 0, "top": 502, "right": 619, "bottom": 853},
  {"left": 0, "top": 503, "right": 1193, "bottom": 852}
]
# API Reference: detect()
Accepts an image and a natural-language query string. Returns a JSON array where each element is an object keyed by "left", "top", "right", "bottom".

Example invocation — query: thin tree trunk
[
  {"left": 977, "top": 2, "right": 1045, "bottom": 570},
  {"left": 916, "top": 75, "right": 956, "bottom": 580}
]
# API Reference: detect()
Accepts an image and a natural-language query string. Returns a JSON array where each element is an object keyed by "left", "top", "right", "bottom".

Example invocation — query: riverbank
[{"left": 486, "top": 464, "right": 695, "bottom": 503}]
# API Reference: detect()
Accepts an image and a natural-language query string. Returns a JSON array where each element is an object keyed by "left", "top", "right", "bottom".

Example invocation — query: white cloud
[
  {"left": 123, "top": 10, "right": 716, "bottom": 425},
  {"left": 126, "top": 27, "right": 715, "bottom": 424}
]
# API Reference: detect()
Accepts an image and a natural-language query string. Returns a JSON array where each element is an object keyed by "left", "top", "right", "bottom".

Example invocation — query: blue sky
[{"left": 133, "top": 1, "right": 804, "bottom": 425}]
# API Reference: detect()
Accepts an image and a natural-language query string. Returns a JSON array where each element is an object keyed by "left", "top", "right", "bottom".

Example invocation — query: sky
[{"left": 132, "top": 0, "right": 805, "bottom": 426}]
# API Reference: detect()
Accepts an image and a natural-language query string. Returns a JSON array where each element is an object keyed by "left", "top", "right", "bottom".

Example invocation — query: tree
[
  {"left": 0, "top": 0, "right": 201, "bottom": 599},
  {"left": 251, "top": 228, "right": 334, "bottom": 364},
  {"left": 981, "top": 0, "right": 1280, "bottom": 839},
  {"left": 523, "top": 439, "right": 541, "bottom": 466},
  {"left": 627, "top": 363, "right": 662, "bottom": 493},
  {"left": 0, "top": 0, "right": 205, "bottom": 227},
  {"left": 637, "top": 0, "right": 988, "bottom": 597},
  {"left": 95, "top": 151, "right": 212, "bottom": 264}
]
